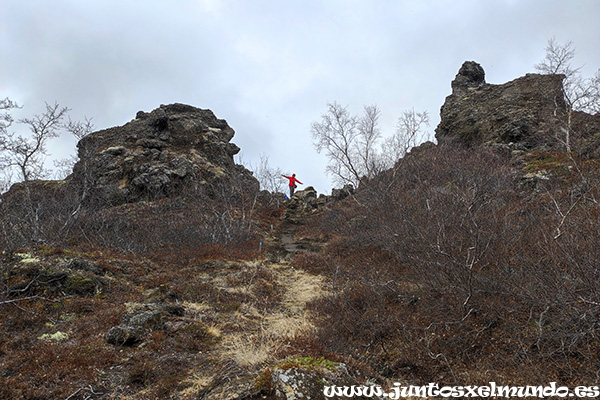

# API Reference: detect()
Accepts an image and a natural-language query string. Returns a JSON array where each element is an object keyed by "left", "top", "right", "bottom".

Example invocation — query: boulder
[
  {"left": 106, "top": 302, "right": 184, "bottom": 346},
  {"left": 281, "top": 184, "right": 358, "bottom": 222},
  {"left": 293, "top": 186, "right": 318, "bottom": 200},
  {"left": 331, "top": 184, "right": 354, "bottom": 201},
  {"left": 267, "top": 359, "right": 381, "bottom": 400}
]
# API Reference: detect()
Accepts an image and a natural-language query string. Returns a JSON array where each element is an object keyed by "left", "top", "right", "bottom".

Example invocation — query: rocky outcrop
[
  {"left": 6, "top": 254, "right": 105, "bottom": 297},
  {"left": 572, "top": 110, "right": 600, "bottom": 158},
  {"left": 451, "top": 60, "right": 486, "bottom": 92},
  {"left": 71, "top": 103, "right": 258, "bottom": 206},
  {"left": 106, "top": 302, "right": 185, "bottom": 345},
  {"left": 436, "top": 61, "right": 569, "bottom": 149},
  {"left": 435, "top": 61, "right": 600, "bottom": 169},
  {"left": 331, "top": 184, "right": 355, "bottom": 201},
  {"left": 283, "top": 185, "right": 354, "bottom": 223}
]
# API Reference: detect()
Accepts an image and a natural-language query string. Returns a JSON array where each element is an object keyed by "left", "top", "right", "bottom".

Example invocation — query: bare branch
[
  {"left": 0, "top": 295, "right": 62, "bottom": 306},
  {"left": 249, "top": 153, "right": 285, "bottom": 194},
  {"left": 311, "top": 102, "right": 363, "bottom": 187},
  {"left": 357, "top": 104, "right": 383, "bottom": 179},
  {"left": 65, "top": 116, "right": 94, "bottom": 140},
  {"left": 382, "top": 108, "right": 430, "bottom": 166},
  {"left": 312, "top": 102, "right": 431, "bottom": 187},
  {"left": 534, "top": 37, "right": 579, "bottom": 78},
  {"left": 535, "top": 38, "right": 599, "bottom": 113},
  {"left": 7, "top": 102, "right": 70, "bottom": 182}
]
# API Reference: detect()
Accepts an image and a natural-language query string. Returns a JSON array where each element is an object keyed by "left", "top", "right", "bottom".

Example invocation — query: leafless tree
[
  {"left": 1, "top": 101, "right": 69, "bottom": 183},
  {"left": 0, "top": 96, "right": 16, "bottom": 191},
  {"left": 382, "top": 108, "right": 430, "bottom": 166},
  {"left": 53, "top": 117, "right": 94, "bottom": 179},
  {"left": 356, "top": 105, "right": 384, "bottom": 180},
  {"left": 253, "top": 153, "right": 285, "bottom": 194},
  {"left": 0, "top": 100, "right": 70, "bottom": 242},
  {"left": 0, "top": 97, "right": 19, "bottom": 134},
  {"left": 568, "top": 70, "right": 600, "bottom": 114},
  {"left": 312, "top": 102, "right": 430, "bottom": 187},
  {"left": 534, "top": 38, "right": 600, "bottom": 154},
  {"left": 0, "top": 98, "right": 19, "bottom": 175},
  {"left": 312, "top": 102, "right": 389, "bottom": 187},
  {"left": 535, "top": 38, "right": 600, "bottom": 114},
  {"left": 311, "top": 102, "right": 364, "bottom": 187},
  {"left": 535, "top": 38, "right": 579, "bottom": 77}
]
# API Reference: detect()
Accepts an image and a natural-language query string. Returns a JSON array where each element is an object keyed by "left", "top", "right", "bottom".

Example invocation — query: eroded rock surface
[
  {"left": 71, "top": 103, "right": 258, "bottom": 205},
  {"left": 436, "top": 61, "right": 569, "bottom": 148}
]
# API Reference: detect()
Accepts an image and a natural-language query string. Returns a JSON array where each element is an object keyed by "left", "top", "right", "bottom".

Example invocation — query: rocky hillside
[
  {"left": 0, "top": 102, "right": 366, "bottom": 400},
  {"left": 2, "top": 62, "right": 600, "bottom": 399},
  {"left": 295, "top": 62, "right": 600, "bottom": 390}
]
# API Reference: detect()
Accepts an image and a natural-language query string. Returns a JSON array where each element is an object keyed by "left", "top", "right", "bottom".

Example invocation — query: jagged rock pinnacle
[{"left": 451, "top": 61, "right": 486, "bottom": 93}]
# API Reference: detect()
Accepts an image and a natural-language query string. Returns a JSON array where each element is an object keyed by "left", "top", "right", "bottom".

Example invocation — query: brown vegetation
[
  {"left": 3, "top": 140, "right": 600, "bottom": 397},
  {"left": 3, "top": 67, "right": 600, "bottom": 396},
  {"left": 299, "top": 142, "right": 600, "bottom": 385}
]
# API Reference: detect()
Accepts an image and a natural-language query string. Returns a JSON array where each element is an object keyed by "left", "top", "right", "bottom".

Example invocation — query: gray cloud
[{"left": 2, "top": 0, "right": 599, "bottom": 194}]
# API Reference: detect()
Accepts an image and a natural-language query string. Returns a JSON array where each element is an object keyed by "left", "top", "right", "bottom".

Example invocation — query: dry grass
[
  {"left": 272, "top": 262, "right": 325, "bottom": 310},
  {"left": 218, "top": 261, "right": 325, "bottom": 369}
]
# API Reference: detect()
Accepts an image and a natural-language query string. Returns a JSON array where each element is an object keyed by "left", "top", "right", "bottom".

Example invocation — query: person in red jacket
[{"left": 282, "top": 173, "right": 302, "bottom": 198}]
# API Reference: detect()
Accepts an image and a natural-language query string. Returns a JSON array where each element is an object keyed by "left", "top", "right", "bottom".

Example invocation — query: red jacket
[{"left": 283, "top": 175, "right": 302, "bottom": 187}]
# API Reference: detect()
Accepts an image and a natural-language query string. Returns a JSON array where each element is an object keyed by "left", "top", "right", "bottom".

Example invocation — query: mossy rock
[
  {"left": 65, "top": 273, "right": 98, "bottom": 295},
  {"left": 268, "top": 360, "right": 375, "bottom": 400},
  {"left": 275, "top": 356, "right": 340, "bottom": 372},
  {"left": 522, "top": 151, "right": 573, "bottom": 175},
  {"left": 107, "top": 303, "right": 186, "bottom": 346}
]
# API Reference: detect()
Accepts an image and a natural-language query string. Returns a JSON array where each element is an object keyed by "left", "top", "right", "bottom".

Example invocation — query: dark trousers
[{"left": 289, "top": 185, "right": 295, "bottom": 198}]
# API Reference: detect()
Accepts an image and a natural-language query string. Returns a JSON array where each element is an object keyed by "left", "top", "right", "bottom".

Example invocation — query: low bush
[{"left": 304, "top": 143, "right": 600, "bottom": 385}]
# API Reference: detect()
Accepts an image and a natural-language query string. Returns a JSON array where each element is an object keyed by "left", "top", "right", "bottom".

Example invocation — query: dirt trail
[
  {"left": 271, "top": 220, "right": 325, "bottom": 313},
  {"left": 219, "top": 222, "right": 324, "bottom": 362},
  {"left": 181, "top": 221, "right": 326, "bottom": 399},
  {"left": 278, "top": 221, "right": 321, "bottom": 255},
  {"left": 279, "top": 228, "right": 300, "bottom": 253}
]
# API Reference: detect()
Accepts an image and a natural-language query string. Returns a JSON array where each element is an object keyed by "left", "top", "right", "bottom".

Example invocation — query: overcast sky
[{"left": 2, "top": 0, "right": 599, "bottom": 194}]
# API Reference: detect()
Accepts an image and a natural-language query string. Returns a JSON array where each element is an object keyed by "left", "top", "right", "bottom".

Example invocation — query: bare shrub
[{"left": 306, "top": 142, "right": 600, "bottom": 385}]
